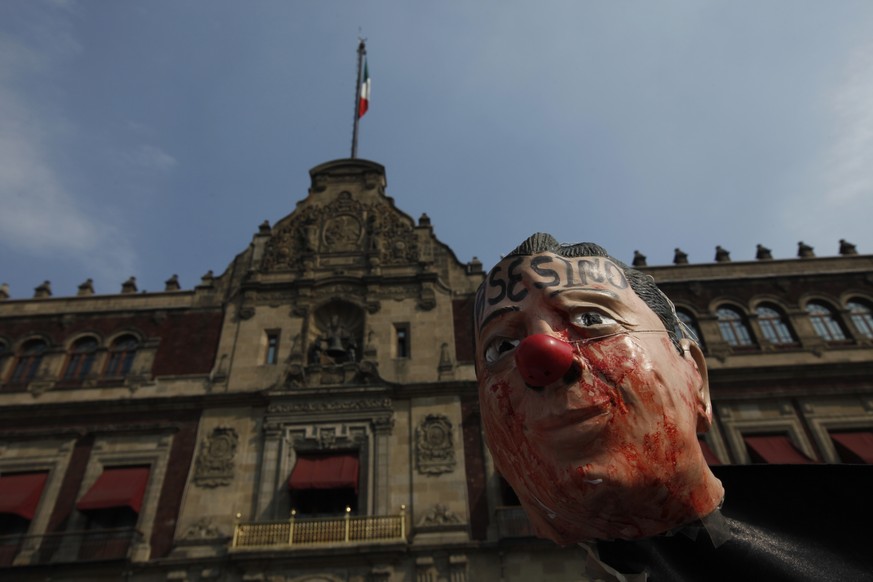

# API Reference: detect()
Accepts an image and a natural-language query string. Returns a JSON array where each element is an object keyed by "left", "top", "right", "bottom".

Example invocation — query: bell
[{"left": 325, "top": 335, "right": 346, "bottom": 358}]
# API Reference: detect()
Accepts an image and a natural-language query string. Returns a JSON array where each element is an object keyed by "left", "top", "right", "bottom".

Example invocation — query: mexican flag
[{"left": 358, "top": 59, "right": 370, "bottom": 118}]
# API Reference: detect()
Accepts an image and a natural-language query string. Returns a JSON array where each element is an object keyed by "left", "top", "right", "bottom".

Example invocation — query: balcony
[
  {"left": 232, "top": 506, "right": 407, "bottom": 550},
  {"left": 0, "top": 527, "right": 142, "bottom": 567}
]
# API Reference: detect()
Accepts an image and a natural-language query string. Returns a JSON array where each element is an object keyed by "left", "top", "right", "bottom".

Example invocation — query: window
[
  {"left": 265, "top": 331, "right": 280, "bottom": 365},
  {"left": 394, "top": 323, "right": 410, "bottom": 358},
  {"left": 76, "top": 465, "right": 150, "bottom": 561},
  {"left": 676, "top": 309, "right": 705, "bottom": 350},
  {"left": 0, "top": 471, "right": 48, "bottom": 567},
  {"left": 10, "top": 339, "right": 47, "bottom": 386},
  {"left": 105, "top": 335, "right": 139, "bottom": 377},
  {"left": 847, "top": 300, "right": 873, "bottom": 339},
  {"left": 806, "top": 301, "right": 847, "bottom": 342},
  {"left": 715, "top": 306, "right": 754, "bottom": 347},
  {"left": 698, "top": 436, "right": 721, "bottom": 465},
  {"left": 64, "top": 337, "right": 99, "bottom": 381},
  {"left": 289, "top": 453, "right": 359, "bottom": 516},
  {"left": 744, "top": 434, "right": 814, "bottom": 464},
  {"left": 830, "top": 431, "right": 873, "bottom": 464},
  {"left": 497, "top": 475, "right": 521, "bottom": 507},
  {"left": 755, "top": 304, "right": 796, "bottom": 345}
]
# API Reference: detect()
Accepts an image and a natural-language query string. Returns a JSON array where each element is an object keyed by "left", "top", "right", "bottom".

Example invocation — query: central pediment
[{"left": 261, "top": 159, "right": 423, "bottom": 275}]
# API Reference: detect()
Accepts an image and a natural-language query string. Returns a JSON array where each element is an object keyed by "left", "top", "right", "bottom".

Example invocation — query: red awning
[
  {"left": 831, "top": 431, "right": 873, "bottom": 464},
  {"left": 698, "top": 438, "right": 721, "bottom": 465},
  {"left": 289, "top": 454, "right": 359, "bottom": 493},
  {"left": 744, "top": 435, "right": 814, "bottom": 464},
  {"left": 0, "top": 472, "right": 48, "bottom": 520},
  {"left": 76, "top": 466, "right": 150, "bottom": 513}
]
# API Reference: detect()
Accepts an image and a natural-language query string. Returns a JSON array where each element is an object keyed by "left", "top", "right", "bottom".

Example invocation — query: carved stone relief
[
  {"left": 193, "top": 427, "right": 239, "bottom": 488},
  {"left": 182, "top": 517, "right": 226, "bottom": 540},
  {"left": 415, "top": 414, "right": 456, "bottom": 475},
  {"left": 261, "top": 192, "right": 420, "bottom": 272},
  {"left": 417, "top": 503, "right": 462, "bottom": 527},
  {"left": 268, "top": 398, "right": 392, "bottom": 414}
]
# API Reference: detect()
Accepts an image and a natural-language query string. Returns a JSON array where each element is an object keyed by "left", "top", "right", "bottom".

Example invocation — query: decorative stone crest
[
  {"left": 261, "top": 193, "right": 420, "bottom": 272},
  {"left": 415, "top": 414, "right": 456, "bottom": 475},
  {"left": 417, "top": 503, "right": 462, "bottom": 527},
  {"left": 193, "top": 427, "right": 239, "bottom": 487},
  {"left": 182, "top": 517, "right": 226, "bottom": 540}
]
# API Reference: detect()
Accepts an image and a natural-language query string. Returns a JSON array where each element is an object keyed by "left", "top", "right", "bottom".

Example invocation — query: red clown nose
[{"left": 514, "top": 334, "right": 575, "bottom": 387}]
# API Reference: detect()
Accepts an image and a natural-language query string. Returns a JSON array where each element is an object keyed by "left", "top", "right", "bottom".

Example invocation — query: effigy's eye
[
  {"left": 484, "top": 338, "right": 521, "bottom": 364},
  {"left": 571, "top": 311, "right": 618, "bottom": 329}
]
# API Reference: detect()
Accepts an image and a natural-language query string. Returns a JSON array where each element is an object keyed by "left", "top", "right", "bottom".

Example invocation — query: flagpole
[{"left": 351, "top": 40, "right": 366, "bottom": 159}]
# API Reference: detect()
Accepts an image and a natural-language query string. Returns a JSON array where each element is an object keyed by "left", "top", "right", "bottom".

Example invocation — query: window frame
[
  {"left": 847, "top": 299, "right": 873, "bottom": 340},
  {"left": 9, "top": 339, "right": 48, "bottom": 387},
  {"left": 104, "top": 335, "right": 140, "bottom": 378},
  {"left": 675, "top": 308, "right": 705, "bottom": 351},
  {"left": 805, "top": 300, "right": 849, "bottom": 343},
  {"left": 755, "top": 304, "right": 797, "bottom": 346},
  {"left": 63, "top": 337, "right": 100, "bottom": 382},
  {"left": 715, "top": 305, "right": 756, "bottom": 348},
  {"left": 264, "top": 330, "right": 280, "bottom": 365},
  {"left": 394, "top": 323, "right": 411, "bottom": 359}
]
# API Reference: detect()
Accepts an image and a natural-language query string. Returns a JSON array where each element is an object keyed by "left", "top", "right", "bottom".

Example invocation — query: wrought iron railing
[{"left": 232, "top": 506, "right": 407, "bottom": 549}]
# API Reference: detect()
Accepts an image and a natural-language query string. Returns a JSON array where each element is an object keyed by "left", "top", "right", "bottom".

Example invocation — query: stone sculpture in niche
[
  {"left": 193, "top": 427, "right": 239, "bottom": 488},
  {"left": 415, "top": 414, "right": 456, "bottom": 475}
]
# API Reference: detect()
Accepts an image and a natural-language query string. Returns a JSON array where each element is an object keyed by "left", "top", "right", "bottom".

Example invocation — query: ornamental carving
[
  {"left": 415, "top": 414, "right": 456, "bottom": 475},
  {"left": 417, "top": 503, "right": 463, "bottom": 527},
  {"left": 260, "top": 192, "right": 420, "bottom": 271},
  {"left": 182, "top": 517, "right": 226, "bottom": 540},
  {"left": 193, "top": 427, "right": 239, "bottom": 488},
  {"left": 323, "top": 214, "right": 363, "bottom": 251},
  {"left": 268, "top": 398, "right": 392, "bottom": 414}
]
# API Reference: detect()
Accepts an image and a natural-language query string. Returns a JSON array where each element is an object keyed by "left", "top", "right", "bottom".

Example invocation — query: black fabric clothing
[{"left": 597, "top": 465, "right": 873, "bottom": 581}]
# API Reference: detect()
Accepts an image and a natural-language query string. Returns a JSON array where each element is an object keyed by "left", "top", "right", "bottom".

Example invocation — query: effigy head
[{"left": 474, "top": 233, "right": 724, "bottom": 544}]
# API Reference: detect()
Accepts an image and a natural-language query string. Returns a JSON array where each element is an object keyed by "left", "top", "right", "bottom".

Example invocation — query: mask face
[{"left": 475, "top": 251, "right": 723, "bottom": 543}]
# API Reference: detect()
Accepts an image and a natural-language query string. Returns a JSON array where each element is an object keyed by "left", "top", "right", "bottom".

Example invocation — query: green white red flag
[{"left": 358, "top": 59, "right": 370, "bottom": 118}]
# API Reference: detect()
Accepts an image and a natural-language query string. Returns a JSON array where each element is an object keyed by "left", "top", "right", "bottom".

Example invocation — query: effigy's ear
[{"left": 681, "top": 338, "right": 712, "bottom": 433}]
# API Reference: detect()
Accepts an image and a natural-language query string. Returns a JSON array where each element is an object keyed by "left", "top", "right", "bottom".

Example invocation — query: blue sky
[{"left": 2, "top": 1, "right": 873, "bottom": 298}]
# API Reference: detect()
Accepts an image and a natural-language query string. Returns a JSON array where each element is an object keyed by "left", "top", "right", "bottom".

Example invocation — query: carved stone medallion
[
  {"left": 415, "top": 414, "right": 456, "bottom": 475},
  {"left": 193, "top": 427, "right": 239, "bottom": 487}
]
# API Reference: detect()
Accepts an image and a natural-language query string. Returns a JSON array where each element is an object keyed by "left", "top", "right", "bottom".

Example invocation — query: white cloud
[
  {"left": 127, "top": 144, "right": 178, "bottom": 172},
  {"left": 824, "top": 43, "right": 873, "bottom": 205},
  {"left": 0, "top": 30, "right": 137, "bottom": 285}
]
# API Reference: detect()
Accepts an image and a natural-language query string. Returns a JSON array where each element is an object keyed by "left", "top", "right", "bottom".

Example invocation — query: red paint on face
[{"left": 476, "top": 251, "right": 724, "bottom": 543}]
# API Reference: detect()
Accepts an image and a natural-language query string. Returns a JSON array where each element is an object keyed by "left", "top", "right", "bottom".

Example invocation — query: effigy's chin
[{"left": 515, "top": 466, "right": 725, "bottom": 545}]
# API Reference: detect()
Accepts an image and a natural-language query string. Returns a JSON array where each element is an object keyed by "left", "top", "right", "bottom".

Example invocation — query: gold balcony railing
[{"left": 232, "top": 506, "right": 407, "bottom": 549}]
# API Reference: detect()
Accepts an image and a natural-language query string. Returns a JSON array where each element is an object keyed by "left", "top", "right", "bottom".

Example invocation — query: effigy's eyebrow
[
  {"left": 549, "top": 288, "right": 620, "bottom": 300},
  {"left": 478, "top": 305, "right": 520, "bottom": 333}
]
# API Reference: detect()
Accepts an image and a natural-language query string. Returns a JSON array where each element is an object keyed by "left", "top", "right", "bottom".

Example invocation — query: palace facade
[{"left": 1, "top": 159, "right": 872, "bottom": 581}]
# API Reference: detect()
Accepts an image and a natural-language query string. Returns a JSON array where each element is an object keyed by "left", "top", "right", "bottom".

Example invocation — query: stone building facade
[{"left": 1, "top": 158, "right": 871, "bottom": 581}]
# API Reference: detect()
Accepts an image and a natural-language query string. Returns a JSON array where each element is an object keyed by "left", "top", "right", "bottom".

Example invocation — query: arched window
[
  {"left": 105, "top": 335, "right": 139, "bottom": 377},
  {"left": 10, "top": 340, "right": 47, "bottom": 386},
  {"left": 715, "top": 306, "right": 754, "bottom": 347},
  {"left": 676, "top": 309, "right": 705, "bottom": 350},
  {"left": 755, "top": 304, "right": 796, "bottom": 345},
  {"left": 847, "top": 299, "right": 873, "bottom": 339},
  {"left": 64, "top": 337, "right": 99, "bottom": 381},
  {"left": 806, "top": 301, "right": 847, "bottom": 342}
]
